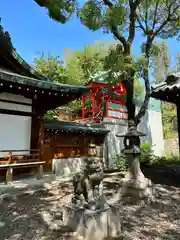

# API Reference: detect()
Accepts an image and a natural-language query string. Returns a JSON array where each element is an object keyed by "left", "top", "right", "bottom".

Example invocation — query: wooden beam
[
  {"left": 0, "top": 108, "right": 35, "bottom": 116},
  {"left": 0, "top": 98, "right": 32, "bottom": 106}
]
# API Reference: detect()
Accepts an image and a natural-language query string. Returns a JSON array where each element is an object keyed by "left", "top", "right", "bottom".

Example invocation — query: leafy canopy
[
  {"left": 34, "top": 0, "right": 180, "bottom": 43},
  {"left": 34, "top": 42, "right": 144, "bottom": 97},
  {"left": 34, "top": 42, "right": 144, "bottom": 119},
  {"left": 34, "top": 54, "right": 69, "bottom": 83},
  {"left": 34, "top": 0, "right": 180, "bottom": 124}
]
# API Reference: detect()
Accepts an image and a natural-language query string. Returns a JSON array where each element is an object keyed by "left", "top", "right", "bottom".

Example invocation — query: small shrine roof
[{"left": 44, "top": 119, "right": 109, "bottom": 134}]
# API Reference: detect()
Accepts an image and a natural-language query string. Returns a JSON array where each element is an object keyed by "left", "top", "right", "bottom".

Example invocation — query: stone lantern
[{"left": 116, "top": 120, "right": 153, "bottom": 199}]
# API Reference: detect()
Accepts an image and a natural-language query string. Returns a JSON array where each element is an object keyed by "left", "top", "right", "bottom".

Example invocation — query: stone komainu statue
[{"left": 72, "top": 156, "right": 104, "bottom": 206}]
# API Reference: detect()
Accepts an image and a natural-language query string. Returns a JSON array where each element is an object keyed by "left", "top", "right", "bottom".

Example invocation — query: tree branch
[
  {"left": 152, "top": 0, "right": 160, "bottom": 30},
  {"left": 145, "top": 0, "right": 148, "bottom": 30},
  {"left": 136, "top": 16, "right": 146, "bottom": 33},
  {"left": 103, "top": 0, "right": 129, "bottom": 53},
  {"left": 135, "top": 37, "right": 152, "bottom": 125},
  {"left": 128, "top": 0, "right": 142, "bottom": 44},
  {"left": 151, "top": 3, "right": 180, "bottom": 39}
]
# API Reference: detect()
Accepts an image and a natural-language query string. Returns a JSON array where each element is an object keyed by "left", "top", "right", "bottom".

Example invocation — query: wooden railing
[
  {"left": 0, "top": 149, "right": 44, "bottom": 184},
  {"left": 0, "top": 149, "right": 40, "bottom": 164}
]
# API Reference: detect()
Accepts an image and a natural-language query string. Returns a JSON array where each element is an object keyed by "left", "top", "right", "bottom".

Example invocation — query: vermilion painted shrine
[{"left": 81, "top": 77, "right": 128, "bottom": 122}]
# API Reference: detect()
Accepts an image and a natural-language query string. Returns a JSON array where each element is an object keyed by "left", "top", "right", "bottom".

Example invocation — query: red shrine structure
[{"left": 80, "top": 77, "right": 128, "bottom": 123}]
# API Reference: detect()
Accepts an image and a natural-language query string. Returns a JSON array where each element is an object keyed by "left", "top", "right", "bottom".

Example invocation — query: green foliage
[
  {"left": 34, "top": 0, "right": 76, "bottom": 23},
  {"left": 140, "top": 143, "right": 180, "bottom": 167},
  {"left": 160, "top": 154, "right": 180, "bottom": 164},
  {"left": 44, "top": 110, "right": 58, "bottom": 120},
  {"left": 161, "top": 102, "right": 177, "bottom": 139},
  {"left": 114, "top": 143, "right": 180, "bottom": 171},
  {"left": 114, "top": 142, "right": 156, "bottom": 170},
  {"left": 151, "top": 41, "right": 171, "bottom": 83},
  {"left": 78, "top": 0, "right": 103, "bottom": 31},
  {"left": 65, "top": 43, "right": 108, "bottom": 84},
  {"left": 113, "top": 154, "right": 127, "bottom": 172},
  {"left": 34, "top": 0, "right": 180, "bottom": 124},
  {"left": 34, "top": 43, "right": 144, "bottom": 112},
  {"left": 140, "top": 142, "right": 157, "bottom": 166},
  {"left": 34, "top": 54, "right": 69, "bottom": 84},
  {"left": 176, "top": 53, "right": 180, "bottom": 72},
  {"left": 34, "top": 0, "right": 180, "bottom": 41}
]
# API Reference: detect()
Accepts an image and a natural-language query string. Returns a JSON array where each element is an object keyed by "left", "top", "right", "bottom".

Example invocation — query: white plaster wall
[
  {"left": 0, "top": 93, "right": 32, "bottom": 157},
  {"left": 0, "top": 93, "right": 32, "bottom": 104},
  {"left": 103, "top": 101, "right": 164, "bottom": 167},
  {"left": 147, "top": 110, "right": 164, "bottom": 156},
  {"left": 136, "top": 106, "right": 164, "bottom": 156},
  {"left": 52, "top": 157, "right": 105, "bottom": 177},
  {"left": 103, "top": 118, "right": 127, "bottom": 168},
  {"left": 52, "top": 157, "right": 86, "bottom": 177}
]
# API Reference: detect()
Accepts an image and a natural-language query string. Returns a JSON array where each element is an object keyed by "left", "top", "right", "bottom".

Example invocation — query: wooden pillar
[
  {"left": 31, "top": 100, "right": 40, "bottom": 150},
  {"left": 82, "top": 95, "right": 85, "bottom": 119},
  {"left": 38, "top": 114, "right": 44, "bottom": 162},
  {"left": 92, "top": 93, "right": 95, "bottom": 119},
  {"left": 51, "top": 133, "right": 56, "bottom": 158},
  {"left": 36, "top": 112, "right": 44, "bottom": 180},
  {"left": 176, "top": 104, "right": 180, "bottom": 154}
]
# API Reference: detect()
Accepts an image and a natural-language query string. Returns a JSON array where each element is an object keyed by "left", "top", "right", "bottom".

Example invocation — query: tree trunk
[
  {"left": 135, "top": 37, "right": 152, "bottom": 126},
  {"left": 123, "top": 49, "right": 136, "bottom": 124},
  {"left": 125, "top": 77, "right": 136, "bottom": 122}
]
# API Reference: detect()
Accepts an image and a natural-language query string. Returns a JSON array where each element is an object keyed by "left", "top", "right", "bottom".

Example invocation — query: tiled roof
[
  {"left": 44, "top": 119, "right": 109, "bottom": 134},
  {"left": 0, "top": 67, "right": 89, "bottom": 95},
  {"left": 151, "top": 73, "right": 180, "bottom": 103}
]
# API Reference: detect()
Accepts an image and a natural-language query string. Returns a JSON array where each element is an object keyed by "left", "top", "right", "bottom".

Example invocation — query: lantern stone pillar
[{"left": 116, "top": 120, "right": 153, "bottom": 199}]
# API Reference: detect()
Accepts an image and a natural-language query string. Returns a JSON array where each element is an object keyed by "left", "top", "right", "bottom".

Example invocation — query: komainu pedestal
[
  {"left": 63, "top": 204, "right": 121, "bottom": 240},
  {"left": 63, "top": 154, "right": 121, "bottom": 239}
]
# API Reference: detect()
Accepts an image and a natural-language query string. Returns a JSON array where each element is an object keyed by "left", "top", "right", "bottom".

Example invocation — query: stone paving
[{"left": 0, "top": 172, "right": 180, "bottom": 239}]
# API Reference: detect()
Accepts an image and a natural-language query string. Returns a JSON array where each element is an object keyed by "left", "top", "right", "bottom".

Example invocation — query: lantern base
[{"left": 120, "top": 174, "right": 154, "bottom": 200}]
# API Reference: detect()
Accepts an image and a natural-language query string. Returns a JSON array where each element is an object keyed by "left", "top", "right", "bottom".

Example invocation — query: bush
[
  {"left": 158, "top": 154, "right": 180, "bottom": 165},
  {"left": 113, "top": 154, "right": 127, "bottom": 172},
  {"left": 113, "top": 142, "right": 180, "bottom": 171},
  {"left": 140, "top": 142, "right": 157, "bottom": 166},
  {"left": 113, "top": 143, "right": 156, "bottom": 170}
]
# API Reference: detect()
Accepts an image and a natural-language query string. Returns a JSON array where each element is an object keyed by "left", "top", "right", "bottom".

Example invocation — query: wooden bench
[{"left": 0, "top": 150, "right": 45, "bottom": 184}]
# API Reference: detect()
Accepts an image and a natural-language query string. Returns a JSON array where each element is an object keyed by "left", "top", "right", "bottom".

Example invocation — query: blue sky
[{"left": 0, "top": 0, "right": 179, "bottom": 66}]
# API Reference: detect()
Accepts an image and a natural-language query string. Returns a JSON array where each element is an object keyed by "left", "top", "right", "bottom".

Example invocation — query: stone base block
[
  {"left": 5, "top": 167, "right": 13, "bottom": 185},
  {"left": 63, "top": 204, "right": 121, "bottom": 240},
  {"left": 36, "top": 165, "right": 43, "bottom": 180},
  {"left": 120, "top": 177, "right": 154, "bottom": 199}
]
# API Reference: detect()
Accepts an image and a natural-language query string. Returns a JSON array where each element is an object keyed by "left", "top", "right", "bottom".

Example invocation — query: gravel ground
[{"left": 0, "top": 173, "right": 180, "bottom": 240}]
